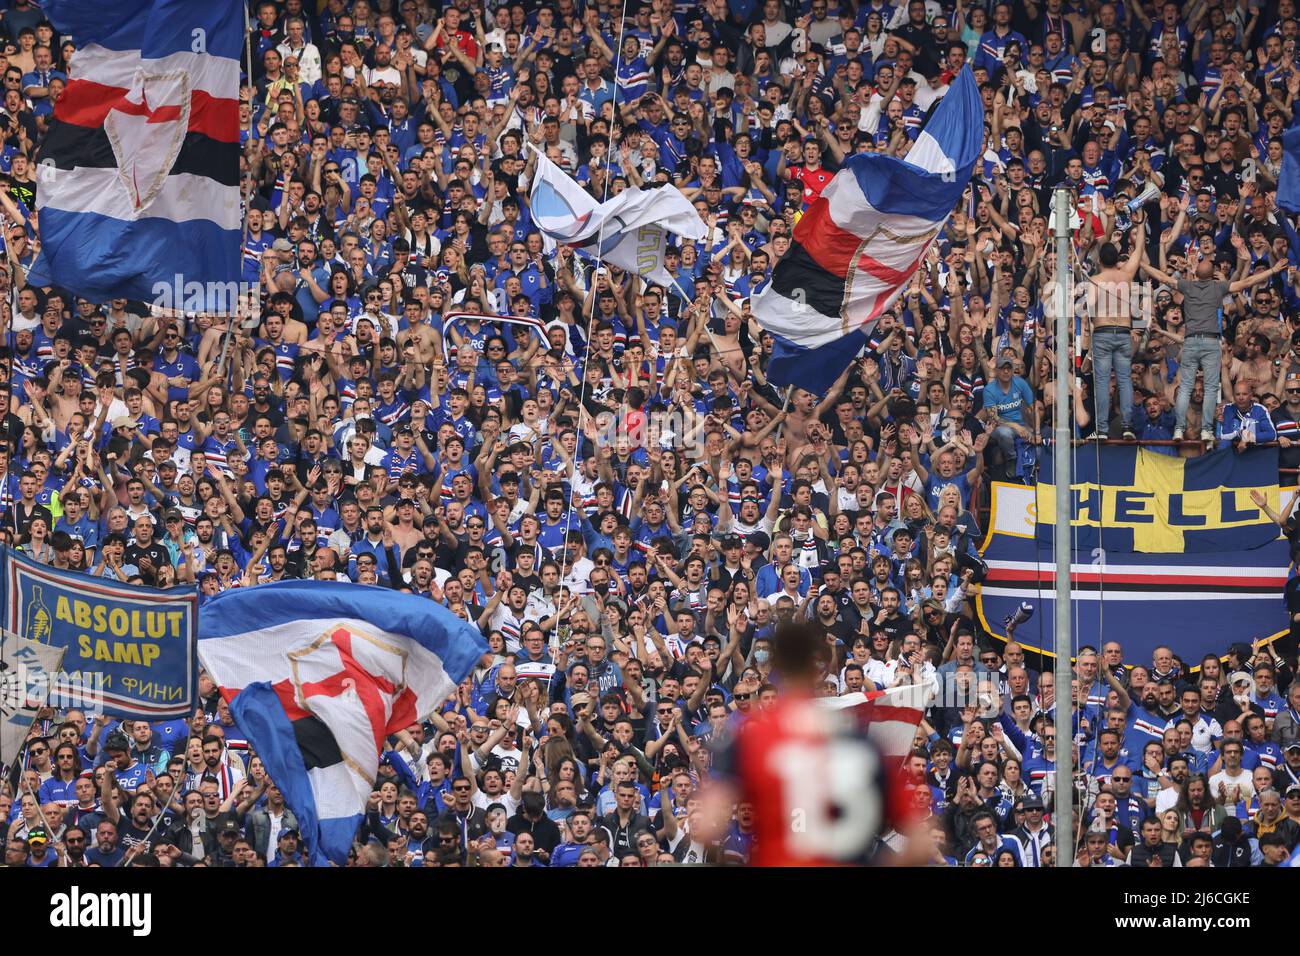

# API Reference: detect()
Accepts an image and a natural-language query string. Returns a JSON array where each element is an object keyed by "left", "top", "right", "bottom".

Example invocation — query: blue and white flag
[
  {"left": 529, "top": 144, "right": 704, "bottom": 285},
  {"left": 1279, "top": 123, "right": 1300, "bottom": 214},
  {"left": 752, "top": 67, "right": 983, "bottom": 394},
  {"left": 26, "top": 0, "right": 241, "bottom": 303},
  {"left": 197, "top": 582, "right": 487, "bottom": 866}
]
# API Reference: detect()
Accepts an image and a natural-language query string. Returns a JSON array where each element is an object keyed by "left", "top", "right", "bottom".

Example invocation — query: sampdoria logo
[{"left": 49, "top": 888, "right": 152, "bottom": 936}]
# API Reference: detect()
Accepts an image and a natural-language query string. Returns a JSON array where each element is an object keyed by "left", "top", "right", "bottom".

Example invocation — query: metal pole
[{"left": 1051, "top": 188, "right": 1074, "bottom": 866}]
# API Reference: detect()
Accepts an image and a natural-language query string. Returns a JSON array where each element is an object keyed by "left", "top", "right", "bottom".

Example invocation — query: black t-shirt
[
  {"left": 125, "top": 541, "right": 170, "bottom": 572},
  {"left": 118, "top": 821, "right": 155, "bottom": 854}
]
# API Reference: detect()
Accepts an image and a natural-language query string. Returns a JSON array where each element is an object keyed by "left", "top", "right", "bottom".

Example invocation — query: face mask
[{"left": 753, "top": 649, "right": 770, "bottom": 664}]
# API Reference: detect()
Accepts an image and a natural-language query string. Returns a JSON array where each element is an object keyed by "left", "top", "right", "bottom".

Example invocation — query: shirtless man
[
  {"left": 750, "top": 364, "right": 851, "bottom": 462},
  {"left": 710, "top": 296, "right": 750, "bottom": 384},
  {"left": 1083, "top": 211, "right": 1145, "bottom": 440},
  {"left": 1229, "top": 332, "right": 1275, "bottom": 393},
  {"left": 398, "top": 296, "right": 443, "bottom": 366}
]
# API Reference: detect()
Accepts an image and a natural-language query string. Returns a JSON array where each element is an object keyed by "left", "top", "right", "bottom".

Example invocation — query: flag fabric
[
  {"left": 1282, "top": 210, "right": 1300, "bottom": 269},
  {"left": 752, "top": 67, "right": 983, "bottom": 394},
  {"left": 0, "top": 629, "right": 66, "bottom": 767},
  {"left": 1279, "top": 123, "right": 1300, "bottom": 214},
  {"left": 814, "top": 683, "right": 930, "bottom": 770},
  {"left": 196, "top": 582, "right": 487, "bottom": 866},
  {"left": 1036, "top": 445, "right": 1281, "bottom": 553},
  {"left": 26, "top": 0, "right": 242, "bottom": 303},
  {"left": 528, "top": 145, "right": 705, "bottom": 285},
  {"left": 977, "top": 481, "right": 1291, "bottom": 666}
]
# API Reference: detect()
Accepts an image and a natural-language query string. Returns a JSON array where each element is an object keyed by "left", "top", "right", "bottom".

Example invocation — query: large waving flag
[
  {"left": 1279, "top": 123, "right": 1300, "bottom": 214},
  {"left": 529, "top": 145, "right": 705, "bottom": 285},
  {"left": 197, "top": 582, "right": 487, "bottom": 866},
  {"left": 753, "top": 68, "right": 983, "bottom": 394},
  {"left": 26, "top": 0, "right": 241, "bottom": 302}
]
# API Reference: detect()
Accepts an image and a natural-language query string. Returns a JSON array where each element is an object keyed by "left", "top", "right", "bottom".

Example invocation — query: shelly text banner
[
  {"left": 1036, "top": 445, "right": 1281, "bottom": 553},
  {"left": 1, "top": 548, "right": 196, "bottom": 718}
]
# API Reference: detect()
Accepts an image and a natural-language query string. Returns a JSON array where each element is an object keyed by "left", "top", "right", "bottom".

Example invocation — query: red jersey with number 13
[{"left": 727, "top": 698, "right": 889, "bottom": 866}]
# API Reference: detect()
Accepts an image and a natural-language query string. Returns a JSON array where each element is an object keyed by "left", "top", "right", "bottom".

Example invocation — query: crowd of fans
[{"left": 2, "top": 0, "right": 1300, "bottom": 867}]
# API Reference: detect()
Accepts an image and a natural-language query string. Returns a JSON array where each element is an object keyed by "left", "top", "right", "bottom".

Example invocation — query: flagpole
[
  {"left": 1051, "top": 186, "right": 1074, "bottom": 866},
  {"left": 218, "top": 0, "right": 257, "bottom": 384}
]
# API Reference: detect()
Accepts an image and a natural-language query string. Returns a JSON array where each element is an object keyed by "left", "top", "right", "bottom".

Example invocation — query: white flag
[
  {"left": 1, "top": 629, "right": 66, "bottom": 766},
  {"left": 528, "top": 145, "right": 704, "bottom": 285}
]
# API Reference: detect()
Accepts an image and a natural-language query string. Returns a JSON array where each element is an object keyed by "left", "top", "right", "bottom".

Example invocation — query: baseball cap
[
  {"left": 1227, "top": 671, "right": 1252, "bottom": 686},
  {"left": 272, "top": 238, "right": 294, "bottom": 252},
  {"left": 111, "top": 416, "right": 139, "bottom": 430},
  {"left": 997, "top": 356, "right": 1015, "bottom": 368},
  {"left": 217, "top": 816, "right": 242, "bottom": 834},
  {"left": 1019, "top": 795, "right": 1044, "bottom": 811},
  {"left": 164, "top": 508, "right": 183, "bottom": 522},
  {"left": 26, "top": 827, "right": 48, "bottom": 846},
  {"left": 747, "top": 531, "right": 771, "bottom": 550}
]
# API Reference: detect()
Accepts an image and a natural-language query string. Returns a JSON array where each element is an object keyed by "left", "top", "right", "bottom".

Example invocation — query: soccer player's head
[{"left": 771, "top": 623, "right": 824, "bottom": 689}]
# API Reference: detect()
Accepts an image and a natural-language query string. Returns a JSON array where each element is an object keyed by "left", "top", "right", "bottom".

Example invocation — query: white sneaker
[
  {"left": 1172, "top": 427, "right": 1184, "bottom": 441},
  {"left": 1201, "top": 430, "right": 1215, "bottom": 444},
  {"left": 1122, "top": 426, "right": 1136, "bottom": 440}
]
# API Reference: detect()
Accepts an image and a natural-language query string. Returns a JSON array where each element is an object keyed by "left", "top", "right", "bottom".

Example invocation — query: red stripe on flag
[
  {"left": 56, "top": 79, "right": 239, "bottom": 142},
  {"left": 794, "top": 197, "right": 860, "bottom": 276},
  {"left": 986, "top": 568, "right": 1282, "bottom": 587},
  {"left": 272, "top": 679, "right": 312, "bottom": 722}
]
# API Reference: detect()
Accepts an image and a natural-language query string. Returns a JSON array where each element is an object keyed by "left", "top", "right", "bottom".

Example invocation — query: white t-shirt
[
  {"left": 1208, "top": 768, "right": 1255, "bottom": 811},
  {"left": 473, "top": 790, "right": 519, "bottom": 816}
]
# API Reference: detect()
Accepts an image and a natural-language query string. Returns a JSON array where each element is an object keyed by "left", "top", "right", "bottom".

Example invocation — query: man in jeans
[
  {"left": 1142, "top": 246, "right": 1285, "bottom": 443},
  {"left": 1084, "top": 210, "right": 1145, "bottom": 440}
]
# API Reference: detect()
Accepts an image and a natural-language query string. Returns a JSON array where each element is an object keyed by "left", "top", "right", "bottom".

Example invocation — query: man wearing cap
[
  {"left": 209, "top": 816, "right": 243, "bottom": 867},
  {"left": 978, "top": 355, "right": 1038, "bottom": 480},
  {"left": 1009, "top": 794, "right": 1053, "bottom": 867},
  {"left": 23, "top": 827, "right": 56, "bottom": 867},
  {"left": 1214, "top": 670, "right": 1268, "bottom": 727}
]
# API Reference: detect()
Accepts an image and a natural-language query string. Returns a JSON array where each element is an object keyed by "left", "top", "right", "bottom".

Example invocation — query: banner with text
[
  {"left": 1037, "top": 446, "right": 1280, "bottom": 553},
  {"left": 1, "top": 548, "right": 196, "bottom": 718},
  {"left": 980, "top": 483, "right": 1291, "bottom": 662}
]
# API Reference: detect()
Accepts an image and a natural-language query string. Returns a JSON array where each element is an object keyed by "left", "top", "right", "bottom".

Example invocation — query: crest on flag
[{"left": 106, "top": 70, "right": 192, "bottom": 213}]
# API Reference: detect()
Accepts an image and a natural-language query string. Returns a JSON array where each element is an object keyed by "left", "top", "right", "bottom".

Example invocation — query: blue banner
[
  {"left": 1, "top": 547, "right": 196, "bottom": 718},
  {"left": 1037, "top": 446, "right": 1280, "bottom": 553},
  {"left": 978, "top": 483, "right": 1291, "bottom": 663}
]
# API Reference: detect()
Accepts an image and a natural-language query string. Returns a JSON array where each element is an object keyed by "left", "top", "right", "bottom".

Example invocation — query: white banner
[
  {"left": 1, "top": 629, "right": 67, "bottom": 766},
  {"left": 528, "top": 145, "right": 704, "bottom": 285}
]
